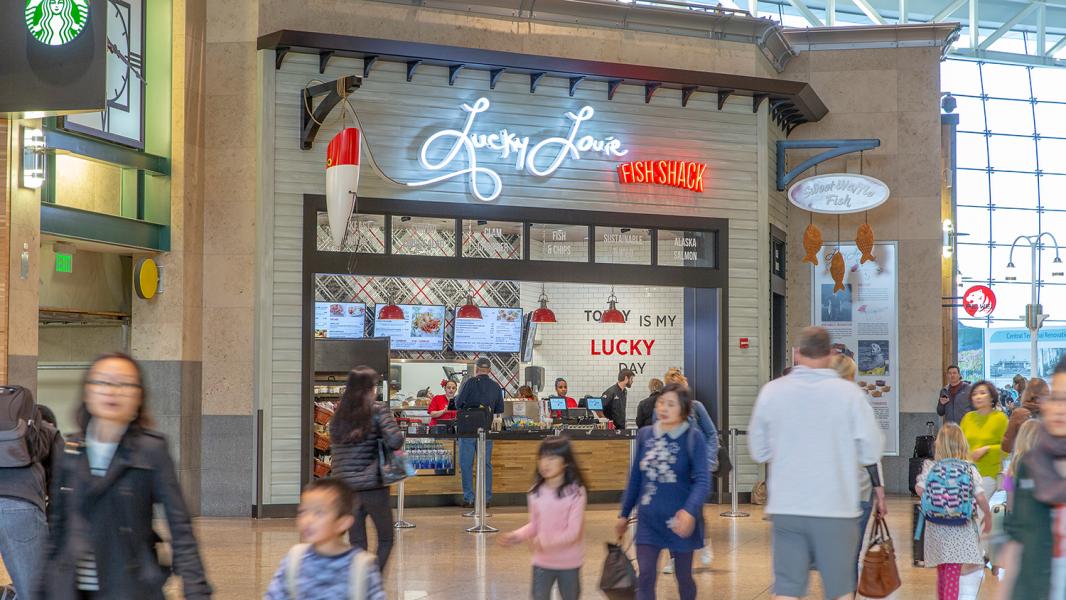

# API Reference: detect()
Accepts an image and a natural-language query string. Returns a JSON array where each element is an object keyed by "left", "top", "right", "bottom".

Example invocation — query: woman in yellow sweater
[{"left": 959, "top": 381, "right": 1009, "bottom": 498}]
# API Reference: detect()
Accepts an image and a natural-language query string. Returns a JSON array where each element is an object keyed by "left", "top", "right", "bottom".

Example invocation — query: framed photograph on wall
[{"left": 62, "top": 0, "right": 145, "bottom": 148}]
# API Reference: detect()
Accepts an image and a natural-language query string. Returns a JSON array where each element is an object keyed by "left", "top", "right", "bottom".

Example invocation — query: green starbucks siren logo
[{"left": 25, "top": 0, "right": 90, "bottom": 46}]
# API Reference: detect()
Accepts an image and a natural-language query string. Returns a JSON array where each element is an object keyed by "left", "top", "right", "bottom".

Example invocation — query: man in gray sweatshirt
[{"left": 749, "top": 327, "right": 881, "bottom": 600}]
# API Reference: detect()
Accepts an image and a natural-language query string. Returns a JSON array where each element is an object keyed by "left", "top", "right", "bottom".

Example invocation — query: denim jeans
[
  {"left": 0, "top": 497, "right": 47, "bottom": 596},
  {"left": 459, "top": 438, "right": 493, "bottom": 504},
  {"left": 531, "top": 566, "right": 580, "bottom": 600}
]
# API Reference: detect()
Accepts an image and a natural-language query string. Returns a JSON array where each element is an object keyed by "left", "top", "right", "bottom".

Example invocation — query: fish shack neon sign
[{"left": 406, "top": 97, "right": 629, "bottom": 201}]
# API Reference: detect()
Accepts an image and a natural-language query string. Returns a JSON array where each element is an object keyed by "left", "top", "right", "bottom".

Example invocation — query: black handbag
[
  {"left": 378, "top": 438, "right": 412, "bottom": 485},
  {"left": 599, "top": 540, "right": 637, "bottom": 599}
]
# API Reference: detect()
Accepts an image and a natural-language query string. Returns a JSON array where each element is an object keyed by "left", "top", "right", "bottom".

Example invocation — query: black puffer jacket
[
  {"left": 330, "top": 402, "right": 404, "bottom": 491},
  {"left": 38, "top": 426, "right": 212, "bottom": 600}
]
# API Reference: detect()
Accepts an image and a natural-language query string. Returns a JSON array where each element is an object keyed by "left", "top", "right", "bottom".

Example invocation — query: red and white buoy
[{"left": 325, "top": 128, "right": 361, "bottom": 248}]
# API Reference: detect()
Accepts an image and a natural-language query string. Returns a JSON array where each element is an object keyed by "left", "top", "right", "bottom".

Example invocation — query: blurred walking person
[
  {"left": 829, "top": 354, "right": 887, "bottom": 576},
  {"left": 749, "top": 327, "right": 881, "bottom": 600},
  {"left": 0, "top": 387, "right": 61, "bottom": 598},
  {"left": 1002, "top": 377, "right": 1048, "bottom": 453},
  {"left": 615, "top": 383, "right": 710, "bottom": 600},
  {"left": 38, "top": 353, "right": 212, "bottom": 600},
  {"left": 330, "top": 366, "right": 404, "bottom": 572},
  {"left": 959, "top": 381, "right": 1008, "bottom": 498}
]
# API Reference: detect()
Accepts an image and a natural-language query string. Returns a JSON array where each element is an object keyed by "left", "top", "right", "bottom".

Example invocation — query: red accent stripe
[{"left": 326, "top": 128, "right": 360, "bottom": 167}]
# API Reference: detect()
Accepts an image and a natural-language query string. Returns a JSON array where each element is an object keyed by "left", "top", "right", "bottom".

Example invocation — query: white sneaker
[
  {"left": 662, "top": 558, "right": 674, "bottom": 574},
  {"left": 701, "top": 543, "right": 713, "bottom": 566}
]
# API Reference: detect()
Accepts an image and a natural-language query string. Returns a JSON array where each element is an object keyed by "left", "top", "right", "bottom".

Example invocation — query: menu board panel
[
  {"left": 454, "top": 307, "right": 524, "bottom": 353},
  {"left": 314, "top": 302, "right": 366, "bottom": 339},
  {"left": 372, "top": 304, "right": 446, "bottom": 351}
]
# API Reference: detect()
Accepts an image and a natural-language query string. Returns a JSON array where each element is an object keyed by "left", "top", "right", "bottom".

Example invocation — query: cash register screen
[
  {"left": 548, "top": 397, "right": 567, "bottom": 411},
  {"left": 585, "top": 398, "right": 603, "bottom": 411}
]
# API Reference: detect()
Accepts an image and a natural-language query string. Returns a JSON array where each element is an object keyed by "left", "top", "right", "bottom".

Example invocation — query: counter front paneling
[{"left": 391, "top": 431, "right": 634, "bottom": 505}]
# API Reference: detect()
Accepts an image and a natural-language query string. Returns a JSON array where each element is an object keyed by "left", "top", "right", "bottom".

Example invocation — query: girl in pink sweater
[{"left": 499, "top": 436, "right": 588, "bottom": 600}]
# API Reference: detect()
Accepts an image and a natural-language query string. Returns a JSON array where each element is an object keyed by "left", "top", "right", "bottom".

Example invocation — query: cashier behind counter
[
  {"left": 549, "top": 378, "right": 578, "bottom": 418},
  {"left": 598, "top": 368, "right": 634, "bottom": 430}
]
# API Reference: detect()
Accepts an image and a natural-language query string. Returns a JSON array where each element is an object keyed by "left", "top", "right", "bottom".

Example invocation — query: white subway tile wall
[{"left": 520, "top": 282, "right": 685, "bottom": 421}]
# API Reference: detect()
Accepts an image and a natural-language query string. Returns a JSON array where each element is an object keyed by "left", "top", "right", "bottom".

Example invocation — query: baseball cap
[{"left": 475, "top": 358, "right": 491, "bottom": 369}]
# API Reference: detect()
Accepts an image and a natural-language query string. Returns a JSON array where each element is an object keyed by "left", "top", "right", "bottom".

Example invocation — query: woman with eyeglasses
[{"left": 37, "top": 353, "right": 212, "bottom": 600}]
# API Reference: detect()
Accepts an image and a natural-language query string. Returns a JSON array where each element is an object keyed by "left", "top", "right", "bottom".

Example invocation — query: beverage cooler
[{"left": 311, "top": 338, "right": 391, "bottom": 479}]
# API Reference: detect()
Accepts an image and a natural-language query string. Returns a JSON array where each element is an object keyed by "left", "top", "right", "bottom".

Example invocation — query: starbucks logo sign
[{"left": 25, "top": 0, "right": 90, "bottom": 46}]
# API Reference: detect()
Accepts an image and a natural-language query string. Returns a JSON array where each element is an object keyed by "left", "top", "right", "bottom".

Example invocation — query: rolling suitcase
[
  {"left": 912, "top": 503, "right": 925, "bottom": 567},
  {"left": 914, "top": 421, "right": 936, "bottom": 460},
  {"left": 908, "top": 457, "right": 925, "bottom": 496}
]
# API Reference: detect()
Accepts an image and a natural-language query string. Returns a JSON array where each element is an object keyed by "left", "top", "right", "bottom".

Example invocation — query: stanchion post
[
  {"left": 394, "top": 478, "right": 415, "bottom": 529},
  {"left": 467, "top": 428, "right": 498, "bottom": 533},
  {"left": 721, "top": 427, "right": 750, "bottom": 518}
]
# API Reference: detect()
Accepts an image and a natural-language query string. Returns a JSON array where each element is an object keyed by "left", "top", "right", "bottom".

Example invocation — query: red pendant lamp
[
  {"left": 601, "top": 288, "right": 626, "bottom": 324},
  {"left": 457, "top": 291, "right": 482, "bottom": 320},
  {"left": 377, "top": 293, "right": 405, "bottom": 320},
  {"left": 530, "top": 285, "right": 557, "bottom": 324}
]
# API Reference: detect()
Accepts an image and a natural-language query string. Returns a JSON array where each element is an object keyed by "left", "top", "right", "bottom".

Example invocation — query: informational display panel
[
  {"left": 812, "top": 242, "right": 899, "bottom": 456},
  {"left": 373, "top": 304, "right": 446, "bottom": 351},
  {"left": 313, "top": 302, "right": 366, "bottom": 339},
  {"left": 453, "top": 306, "right": 523, "bottom": 353}
]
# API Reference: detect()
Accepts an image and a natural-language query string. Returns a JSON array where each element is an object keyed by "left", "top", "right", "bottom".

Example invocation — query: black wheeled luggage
[
  {"left": 908, "top": 457, "right": 925, "bottom": 496},
  {"left": 913, "top": 420, "right": 936, "bottom": 460}
]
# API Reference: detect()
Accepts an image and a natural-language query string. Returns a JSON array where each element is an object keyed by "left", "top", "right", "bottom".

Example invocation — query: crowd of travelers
[{"left": 3, "top": 334, "right": 1064, "bottom": 599}]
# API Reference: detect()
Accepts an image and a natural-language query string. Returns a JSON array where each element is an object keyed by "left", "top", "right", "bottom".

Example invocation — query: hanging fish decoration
[
  {"left": 830, "top": 251, "right": 847, "bottom": 293},
  {"left": 803, "top": 223, "right": 823, "bottom": 265},
  {"left": 856, "top": 223, "right": 876, "bottom": 264}
]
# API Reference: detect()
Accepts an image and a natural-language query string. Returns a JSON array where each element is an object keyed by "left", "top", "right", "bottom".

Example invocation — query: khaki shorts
[{"left": 771, "top": 514, "right": 860, "bottom": 599}]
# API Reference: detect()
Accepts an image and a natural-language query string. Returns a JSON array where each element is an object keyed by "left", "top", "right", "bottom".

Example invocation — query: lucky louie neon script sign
[{"left": 406, "top": 97, "right": 628, "bottom": 201}]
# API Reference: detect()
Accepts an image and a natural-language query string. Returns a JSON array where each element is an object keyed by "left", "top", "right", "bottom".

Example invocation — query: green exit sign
[{"left": 55, "top": 252, "right": 73, "bottom": 273}]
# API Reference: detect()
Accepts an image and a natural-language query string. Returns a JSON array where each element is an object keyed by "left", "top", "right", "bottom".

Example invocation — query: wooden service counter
[{"left": 391, "top": 430, "right": 636, "bottom": 506}]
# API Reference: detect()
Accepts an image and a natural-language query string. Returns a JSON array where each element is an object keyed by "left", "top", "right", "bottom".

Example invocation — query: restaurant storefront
[{"left": 252, "top": 30, "right": 817, "bottom": 513}]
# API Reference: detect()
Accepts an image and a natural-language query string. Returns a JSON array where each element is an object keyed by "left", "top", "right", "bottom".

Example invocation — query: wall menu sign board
[
  {"left": 314, "top": 302, "right": 366, "bottom": 340},
  {"left": 372, "top": 304, "right": 446, "bottom": 351},
  {"left": 0, "top": 0, "right": 107, "bottom": 114},
  {"left": 454, "top": 307, "right": 523, "bottom": 353},
  {"left": 812, "top": 242, "right": 899, "bottom": 455}
]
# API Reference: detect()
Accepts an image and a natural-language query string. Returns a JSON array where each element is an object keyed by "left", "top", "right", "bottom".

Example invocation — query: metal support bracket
[
  {"left": 645, "top": 82, "right": 661, "bottom": 104},
  {"left": 717, "top": 89, "right": 734, "bottom": 110},
  {"left": 319, "top": 50, "right": 334, "bottom": 74},
  {"left": 406, "top": 60, "right": 421, "bottom": 82},
  {"left": 448, "top": 64, "right": 464, "bottom": 86},
  {"left": 363, "top": 55, "right": 378, "bottom": 79},
  {"left": 681, "top": 86, "right": 697, "bottom": 107},
  {"left": 275, "top": 47, "right": 290, "bottom": 70},
  {"left": 607, "top": 79, "right": 622, "bottom": 101},
  {"left": 568, "top": 76, "right": 585, "bottom": 97},
  {"left": 776, "top": 138, "right": 880, "bottom": 191},
  {"left": 753, "top": 94, "right": 768, "bottom": 113},
  {"left": 300, "top": 75, "right": 363, "bottom": 151},
  {"left": 489, "top": 68, "right": 505, "bottom": 90},
  {"left": 530, "top": 72, "right": 546, "bottom": 93}
]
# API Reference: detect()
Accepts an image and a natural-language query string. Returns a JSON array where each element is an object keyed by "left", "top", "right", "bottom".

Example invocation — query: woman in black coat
[
  {"left": 329, "top": 366, "right": 404, "bottom": 571},
  {"left": 38, "top": 353, "right": 212, "bottom": 600}
]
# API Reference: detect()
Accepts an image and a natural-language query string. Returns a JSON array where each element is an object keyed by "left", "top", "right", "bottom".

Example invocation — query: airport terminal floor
[{"left": 165, "top": 496, "right": 993, "bottom": 599}]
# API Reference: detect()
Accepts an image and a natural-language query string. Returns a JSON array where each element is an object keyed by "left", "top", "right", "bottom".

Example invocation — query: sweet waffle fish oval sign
[{"left": 788, "top": 173, "right": 890, "bottom": 214}]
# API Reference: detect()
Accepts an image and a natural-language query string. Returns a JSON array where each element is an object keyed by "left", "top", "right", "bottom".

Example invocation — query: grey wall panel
[{"left": 264, "top": 52, "right": 768, "bottom": 503}]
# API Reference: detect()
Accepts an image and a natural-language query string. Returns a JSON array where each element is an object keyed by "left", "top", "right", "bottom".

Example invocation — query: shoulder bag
[{"left": 858, "top": 515, "right": 902, "bottom": 598}]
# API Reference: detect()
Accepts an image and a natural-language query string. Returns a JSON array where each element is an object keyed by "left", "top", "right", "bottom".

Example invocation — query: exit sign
[{"left": 55, "top": 252, "right": 73, "bottom": 273}]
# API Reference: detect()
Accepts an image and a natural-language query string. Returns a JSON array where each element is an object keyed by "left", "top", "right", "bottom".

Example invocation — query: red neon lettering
[{"left": 617, "top": 161, "right": 706, "bottom": 192}]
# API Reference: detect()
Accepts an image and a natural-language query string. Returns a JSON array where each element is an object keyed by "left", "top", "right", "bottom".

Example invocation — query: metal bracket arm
[
  {"left": 300, "top": 75, "right": 363, "bottom": 151},
  {"left": 776, "top": 139, "right": 881, "bottom": 191}
]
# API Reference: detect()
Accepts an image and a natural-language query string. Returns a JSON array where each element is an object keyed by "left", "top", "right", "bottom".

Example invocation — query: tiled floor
[{"left": 183, "top": 496, "right": 1001, "bottom": 599}]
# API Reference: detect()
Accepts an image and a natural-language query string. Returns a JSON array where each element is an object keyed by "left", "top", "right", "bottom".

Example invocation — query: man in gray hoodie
[
  {"left": 749, "top": 327, "right": 881, "bottom": 600},
  {"left": 937, "top": 365, "right": 973, "bottom": 425}
]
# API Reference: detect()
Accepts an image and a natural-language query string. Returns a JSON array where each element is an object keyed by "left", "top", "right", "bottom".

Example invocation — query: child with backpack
[
  {"left": 498, "top": 436, "right": 587, "bottom": 600},
  {"left": 915, "top": 423, "right": 992, "bottom": 600},
  {"left": 265, "top": 478, "right": 386, "bottom": 600}
]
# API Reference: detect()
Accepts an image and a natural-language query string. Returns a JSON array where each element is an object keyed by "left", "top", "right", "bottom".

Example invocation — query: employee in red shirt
[
  {"left": 551, "top": 378, "right": 578, "bottom": 418},
  {"left": 428, "top": 379, "right": 458, "bottom": 425}
]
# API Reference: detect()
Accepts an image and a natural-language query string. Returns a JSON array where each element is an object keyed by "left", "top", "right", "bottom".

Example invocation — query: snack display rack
[{"left": 312, "top": 377, "right": 344, "bottom": 479}]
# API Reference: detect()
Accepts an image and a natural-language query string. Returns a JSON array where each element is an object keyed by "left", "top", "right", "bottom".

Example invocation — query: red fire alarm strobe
[{"left": 739, "top": 338, "right": 749, "bottom": 349}]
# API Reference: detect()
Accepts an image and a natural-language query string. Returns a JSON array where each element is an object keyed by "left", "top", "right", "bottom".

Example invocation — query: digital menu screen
[
  {"left": 372, "top": 304, "right": 446, "bottom": 351},
  {"left": 314, "top": 302, "right": 366, "bottom": 339},
  {"left": 453, "top": 307, "right": 523, "bottom": 353}
]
